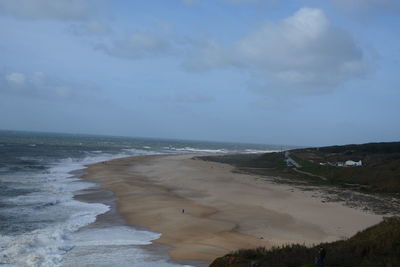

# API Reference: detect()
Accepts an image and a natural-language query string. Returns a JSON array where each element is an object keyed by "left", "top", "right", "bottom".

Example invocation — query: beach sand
[{"left": 84, "top": 154, "right": 382, "bottom": 263}]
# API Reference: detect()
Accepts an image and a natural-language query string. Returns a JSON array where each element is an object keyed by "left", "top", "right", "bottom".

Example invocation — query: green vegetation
[
  {"left": 201, "top": 142, "right": 400, "bottom": 193},
  {"left": 210, "top": 217, "right": 400, "bottom": 267},
  {"left": 315, "top": 142, "right": 400, "bottom": 154},
  {"left": 200, "top": 152, "right": 303, "bottom": 181},
  {"left": 290, "top": 142, "right": 400, "bottom": 193},
  {"left": 201, "top": 152, "right": 286, "bottom": 169}
]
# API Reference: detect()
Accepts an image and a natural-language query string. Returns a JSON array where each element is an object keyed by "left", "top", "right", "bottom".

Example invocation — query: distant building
[
  {"left": 345, "top": 160, "right": 362, "bottom": 166},
  {"left": 335, "top": 160, "right": 362, "bottom": 167}
]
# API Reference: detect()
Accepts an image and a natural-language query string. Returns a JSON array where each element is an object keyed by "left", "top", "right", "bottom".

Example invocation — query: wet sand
[{"left": 83, "top": 154, "right": 382, "bottom": 263}]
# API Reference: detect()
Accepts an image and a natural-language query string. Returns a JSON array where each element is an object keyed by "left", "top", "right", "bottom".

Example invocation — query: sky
[{"left": 0, "top": 0, "right": 399, "bottom": 146}]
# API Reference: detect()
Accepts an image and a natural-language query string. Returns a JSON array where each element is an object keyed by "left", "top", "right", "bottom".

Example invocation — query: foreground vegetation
[{"left": 210, "top": 217, "right": 400, "bottom": 267}]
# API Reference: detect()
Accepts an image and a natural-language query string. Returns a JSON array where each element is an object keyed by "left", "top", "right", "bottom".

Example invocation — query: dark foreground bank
[{"left": 210, "top": 217, "right": 400, "bottom": 267}]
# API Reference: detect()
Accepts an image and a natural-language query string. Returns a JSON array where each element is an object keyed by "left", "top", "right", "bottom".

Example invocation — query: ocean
[{"left": 0, "top": 130, "right": 284, "bottom": 267}]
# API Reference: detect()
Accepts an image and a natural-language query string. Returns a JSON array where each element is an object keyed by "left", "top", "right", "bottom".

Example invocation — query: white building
[{"left": 345, "top": 160, "right": 362, "bottom": 166}]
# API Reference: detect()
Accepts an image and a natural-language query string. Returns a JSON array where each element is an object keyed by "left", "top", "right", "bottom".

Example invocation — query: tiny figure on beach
[
  {"left": 316, "top": 247, "right": 326, "bottom": 267},
  {"left": 251, "top": 260, "right": 259, "bottom": 266},
  {"left": 182, "top": 209, "right": 185, "bottom": 214}
]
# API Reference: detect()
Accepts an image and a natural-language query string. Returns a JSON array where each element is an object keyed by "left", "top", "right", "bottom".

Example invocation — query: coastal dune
[{"left": 84, "top": 154, "right": 382, "bottom": 262}]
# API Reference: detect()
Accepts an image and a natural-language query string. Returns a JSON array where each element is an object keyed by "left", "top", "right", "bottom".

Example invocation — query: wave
[
  {"left": 121, "top": 148, "right": 161, "bottom": 155},
  {"left": 0, "top": 154, "right": 115, "bottom": 266},
  {"left": 0, "top": 150, "right": 159, "bottom": 266},
  {"left": 69, "top": 226, "right": 161, "bottom": 247},
  {"left": 163, "top": 146, "right": 280, "bottom": 154},
  {"left": 166, "top": 146, "right": 227, "bottom": 154},
  {"left": 0, "top": 201, "right": 109, "bottom": 266},
  {"left": 62, "top": 227, "right": 194, "bottom": 267}
]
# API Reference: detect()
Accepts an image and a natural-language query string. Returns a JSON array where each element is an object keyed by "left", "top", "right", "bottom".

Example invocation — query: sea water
[{"left": 0, "top": 130, "right": 283, "bottom": 266}]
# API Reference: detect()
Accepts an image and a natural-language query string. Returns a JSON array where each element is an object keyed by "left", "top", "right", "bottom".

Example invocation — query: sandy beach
[{"left": 83, "top": 154, "right": 383, "bottom": 263}]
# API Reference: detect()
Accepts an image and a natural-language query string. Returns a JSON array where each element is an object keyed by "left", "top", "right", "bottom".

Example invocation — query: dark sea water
[{"left": 0, "top": 130, "right": 284, "bottom": 266}]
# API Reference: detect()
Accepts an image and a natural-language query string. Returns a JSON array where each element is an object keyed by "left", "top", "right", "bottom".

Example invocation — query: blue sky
[{"left": 0, "top": 0, "right": 399, "bottom": 146}]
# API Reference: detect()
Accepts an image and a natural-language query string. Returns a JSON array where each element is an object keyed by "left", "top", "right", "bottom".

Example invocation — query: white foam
[
  {"left": 0, "top": 152, "right": 131, "bottom": 266},
  {"left": 170, "top": 147, "right": 227, "bottom": 154},
  {"left": 1, "top": 149, "right": 193, "bottom": 267},
  {"left": 70, "top": 226, "right": 161, "bottom": 247},
  {"left": 122, "top": 148, "right": 161, "bottom": 155},
  {"left": 0, "top": 200, "right": 109, "bottom": 267},
  {"left": 62, "top": 245, "right": 193, "bottom": 267},
  {"left": 61, "top": 218, "right": 195, "bottom": 267}
]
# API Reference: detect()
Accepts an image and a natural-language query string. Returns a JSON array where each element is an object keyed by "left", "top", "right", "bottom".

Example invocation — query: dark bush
[{"left": 210, "top": 217, "right": 400, "bottom": 267}]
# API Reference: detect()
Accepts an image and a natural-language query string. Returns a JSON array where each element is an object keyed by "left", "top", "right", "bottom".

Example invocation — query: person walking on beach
[
  {"left": 316, "top": 247, "right": 326, "bottom": 267},
  {"left": 182, "top": 209, "right": 185, "bottom": 214}
]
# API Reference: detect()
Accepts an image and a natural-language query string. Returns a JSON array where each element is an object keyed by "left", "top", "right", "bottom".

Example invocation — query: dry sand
[{"left": 84, "top": 154, "right": 382, "bottom": 263}]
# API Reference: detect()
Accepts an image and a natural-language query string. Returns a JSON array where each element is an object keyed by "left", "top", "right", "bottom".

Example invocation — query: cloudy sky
[{"left": 0, "top": 0, "right": 399, "bottom": 146}]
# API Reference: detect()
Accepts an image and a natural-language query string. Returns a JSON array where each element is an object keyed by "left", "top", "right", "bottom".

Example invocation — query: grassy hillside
[
  {"left": 314, "top": 142, "right": 400, "bottom": 154},
  {"left": 210, "top": 217, "right": 400, "bottom": 267},
  {"left": 200, "top": 152, "right": 299, "bottom": 180},
  {"left": 201, "top": 142, "right": 400, "bottom": 193},
  {"left": 290, "top": 142, "right": 400, "bottom": 193}
]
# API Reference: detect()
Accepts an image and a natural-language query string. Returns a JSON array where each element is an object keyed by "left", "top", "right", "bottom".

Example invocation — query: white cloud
[
  {"left": 97, "top": 32, "right": 173, "bottom": 60},
  {"left": 5, "top": 72, "right": 26, "bottom": 86},
  {"left": 1, "top": 71, "right": 97, "bottom": 100},
  {"left": 185, "top": 8, "right": 370, "bottom": 93},
  {"left": 0, "top": 0, "right": 91, "bottom": 20}
]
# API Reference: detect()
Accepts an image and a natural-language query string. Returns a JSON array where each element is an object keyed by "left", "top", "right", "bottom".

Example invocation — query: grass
[
  {"left": 290, "top": 151, "right": 400, "bottom": 193},
  {"left": 200, "top": 153, "right": 301, "bottom": 178},
  {"left": 201, "top": 142, "right": 400, "bottom": 194}
]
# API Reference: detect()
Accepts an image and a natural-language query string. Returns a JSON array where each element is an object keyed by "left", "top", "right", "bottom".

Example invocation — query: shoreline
[
  {"left": 82, "top": 153, "right": 383, "bottom": 263},
  {"left": 73, "top": 168, "right": 207, "bottom": 267}
]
